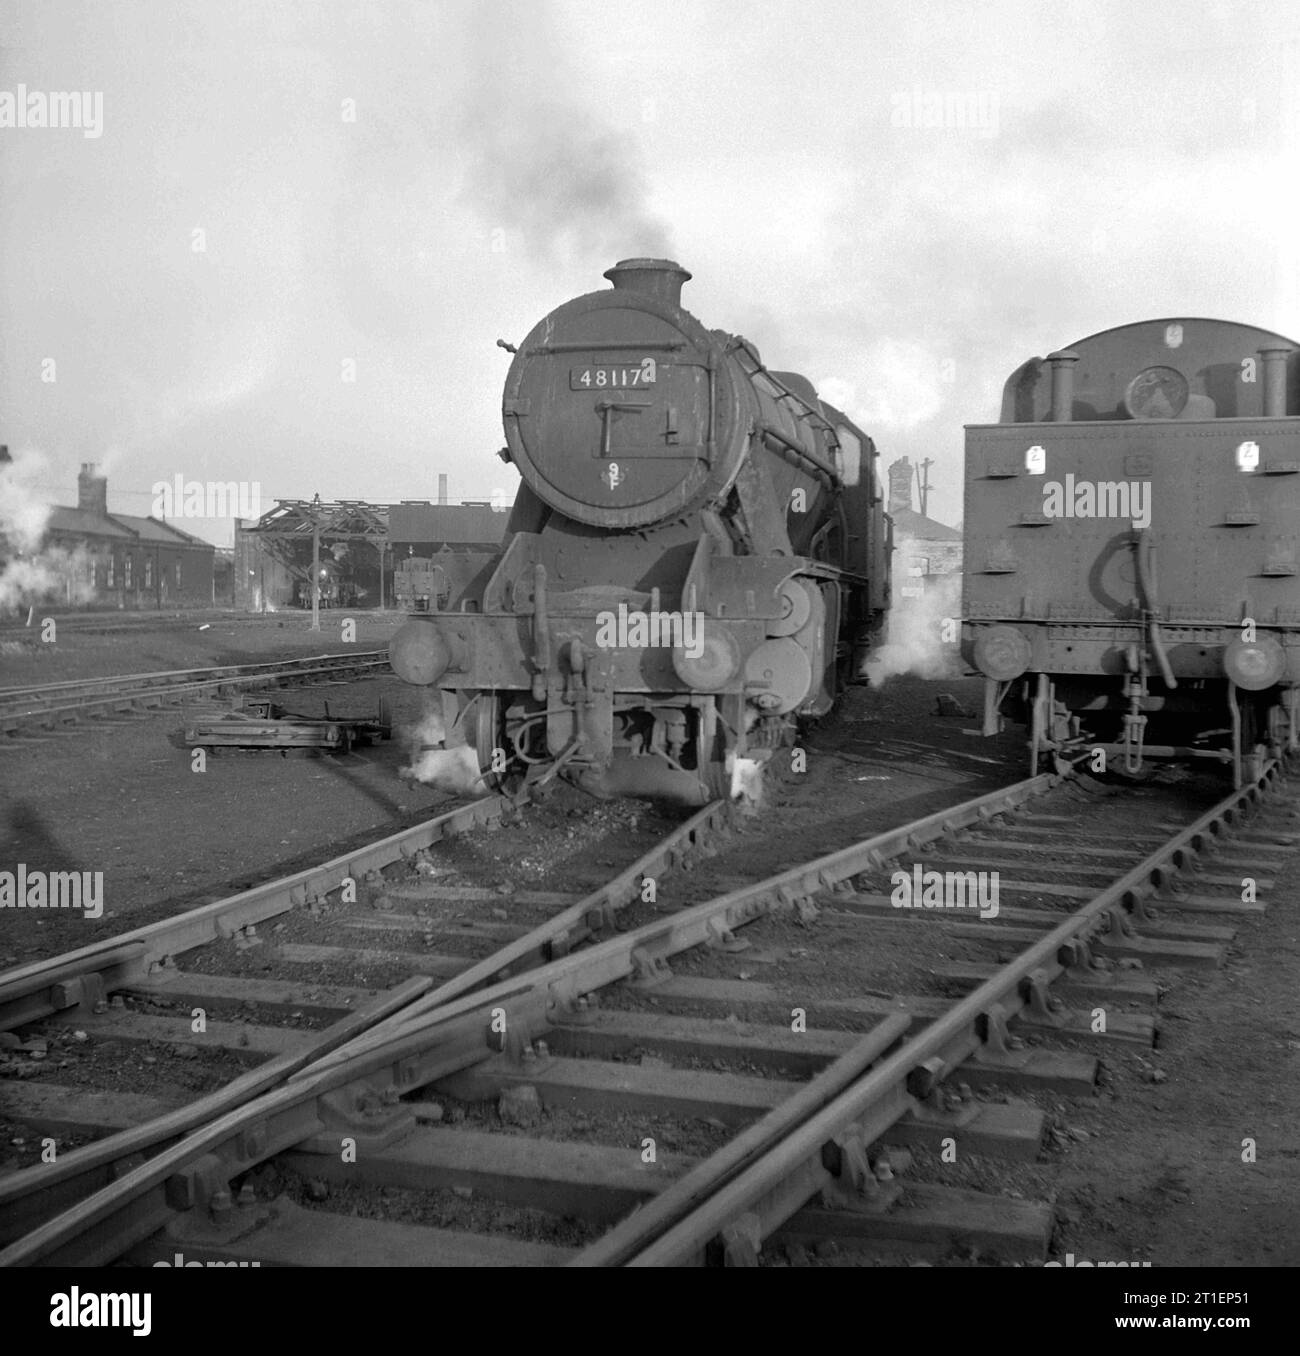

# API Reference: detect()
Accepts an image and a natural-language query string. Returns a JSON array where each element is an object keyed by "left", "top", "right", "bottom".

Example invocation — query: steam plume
[
  {"left": 0, "top": 448, "right": 97, "bottom": 612},
  {"left": 863, "top": 561, "right": 963, "bottom": 687},
  {"left": 398, "top": 704, "right": 487, "bottom": 796}
]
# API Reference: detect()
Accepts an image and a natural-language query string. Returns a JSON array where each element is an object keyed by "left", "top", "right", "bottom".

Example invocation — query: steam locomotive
[
  {"left": 963, "top": 317, "right": 1300, "bottom": 785},
  {"left": 291, "top": 556, "right": 357, "bottom": 609},
  {"left": 389, "top": 258, "right": 891, "bottom": 803}
]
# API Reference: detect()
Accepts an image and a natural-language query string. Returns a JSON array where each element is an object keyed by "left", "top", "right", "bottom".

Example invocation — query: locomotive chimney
[
  {"left": 1259, "top": 346, "right": 1291, "bottom": 417},
  {"left": 437, "top": 473, "right": 449, "bottom": 505},
  {"left": 603, "top": 258, "right": 692, "bottom": 307},
  {"left": 1046, "top": 350, "right": 1079, "bottom": 422}
]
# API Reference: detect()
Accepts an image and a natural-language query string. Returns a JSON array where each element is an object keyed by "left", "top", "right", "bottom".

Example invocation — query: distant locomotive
[
  {"left": 292, "top": 557, "right": 355, "bottom": 609},
  {"left": 393, "top": 556, "right": 445, "bottom": 612},
  {"left": 389, "top": 258, "right": 891, "bottom": 803},
  {"left": 963, "top": 317, "right": 1299, "bottom": 785}
]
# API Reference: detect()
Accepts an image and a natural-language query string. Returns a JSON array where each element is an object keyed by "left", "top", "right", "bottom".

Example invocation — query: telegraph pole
[
  {"left": 310, "top": 493, "right": 321, "bottom": 633},
  {"left": 915, "top": 458, "right": 935, "bottom": 518}
]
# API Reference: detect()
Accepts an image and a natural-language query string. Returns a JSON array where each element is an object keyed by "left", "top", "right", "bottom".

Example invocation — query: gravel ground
[{"left": 1, "top": 633, "right": 1297, "bottom": 1268}]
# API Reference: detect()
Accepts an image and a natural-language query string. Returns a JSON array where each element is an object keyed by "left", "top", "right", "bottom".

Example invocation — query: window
[
  {"left": 144, "top": 557, "right": 153, "bottom": 588},
  {"left": 175, "top": 561, "right": 182, "bottom": 588},
  {"left": 106, "top": 556, "right": 116, "bottom": 588},
  {"left": 124, "top": 555, "right": 132, "bottom": 589}
]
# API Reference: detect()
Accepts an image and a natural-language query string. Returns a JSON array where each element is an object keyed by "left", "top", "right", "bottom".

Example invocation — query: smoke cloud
[
  {"left": 462, "top": 106, "right": 672, "bottom": 263},
  {"left": 0, "top": 446, "right": 52, "bottom": 554},
  {"left": 0, "top": 547, "right": 99, "bottom": 614},
  {"left": 816, "top": 339, "right": 948, "bottom": 432},
  {"left": 457, "top": 3, "right": 672, "bottom": 264},
  {"left": 863, "top": 558, "right": 963, "bottom": 688},
  {"left": 0, "top": 448, "right": 98, "bottom": 613}
]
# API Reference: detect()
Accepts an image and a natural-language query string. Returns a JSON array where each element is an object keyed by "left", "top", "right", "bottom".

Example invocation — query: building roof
[
  {"left": 388, "top": 503, "right": 509, "bottom": 545},
  {"left": 111, "top": 514, "right": 214, "bottom": 548},
  {"left": 891, "top": 507, "right": 962, "bottom": 542},
  {"left": 45, "top": 506, "right": 137, "bottom": 540},
  {"left": 43, "top": 506, "right": 215, "bottom": 549}
]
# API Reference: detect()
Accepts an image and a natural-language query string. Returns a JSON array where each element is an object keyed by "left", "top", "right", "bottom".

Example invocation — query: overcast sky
[{"left": 2, "top": 0, "right": 1297, "bottom": 543}]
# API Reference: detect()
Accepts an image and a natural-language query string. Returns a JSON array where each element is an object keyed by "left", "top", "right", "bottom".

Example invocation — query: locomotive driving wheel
[{"left": 472, "top": 690, "right": 512, "bottom": 793}]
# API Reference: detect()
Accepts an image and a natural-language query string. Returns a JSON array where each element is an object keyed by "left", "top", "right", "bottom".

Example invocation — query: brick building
[
  {"left": 886, "top": 456, "right": 962, "bottom": 598},
  {"left": 40, "top": 465, "right": 216, "bottom": 608}
]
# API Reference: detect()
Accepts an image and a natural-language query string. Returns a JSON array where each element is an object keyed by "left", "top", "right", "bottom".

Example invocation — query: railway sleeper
[
  {"left": 282, "top": 1126, "right": 695, "bottom": 1226},
  {"left": 772, "top": 1182, "right": 1054, "bottom": 1263},
  {"left": 127, "top": 1198, "right": 573, "bottom": 1268},
  {"left": 428, "top": 1053, "right": 1047, "bottom": 1161}
]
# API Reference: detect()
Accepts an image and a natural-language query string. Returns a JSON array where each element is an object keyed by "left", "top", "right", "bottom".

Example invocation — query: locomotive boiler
[
  {"left": 389, "top": 258, "right": 891, "bottom": 803},
  {"left": 963, "top": 317, "right": 1300, "bottom": 785}
]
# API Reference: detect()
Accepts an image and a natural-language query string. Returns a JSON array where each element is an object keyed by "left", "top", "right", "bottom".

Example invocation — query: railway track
[
  {"left": 0, "top": 781, "right": 732, "bottom": 1260},
  {"left": 0, "top": 611, "right": 323, "bottom": 641},
  {"left": 0, "top": 652, "right": 391, "bottom": 739},
  {"left": 2, "top": 754, "right": 1291, "bottom": 1266}
]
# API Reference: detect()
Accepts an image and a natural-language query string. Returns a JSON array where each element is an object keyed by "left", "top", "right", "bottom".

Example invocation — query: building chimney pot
[
  {"left": 887, "top": 456, "right": 914, "bottom": 515},
  {"left": 78, "top": 463, "right": 108, "bottom": 517}
]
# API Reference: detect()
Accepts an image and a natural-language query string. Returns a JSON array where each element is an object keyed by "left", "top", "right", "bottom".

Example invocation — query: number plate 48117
[{"left": 570, "top": 360, "right": 657, "bottom": 390}]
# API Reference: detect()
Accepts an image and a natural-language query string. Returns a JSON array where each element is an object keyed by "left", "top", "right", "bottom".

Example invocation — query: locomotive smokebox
[
  {"left": 603, "top": 258, "right": 692, "bottom": 306},
  {"left": 389, "top": 619, "right": 452, "bottom": 686}
]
